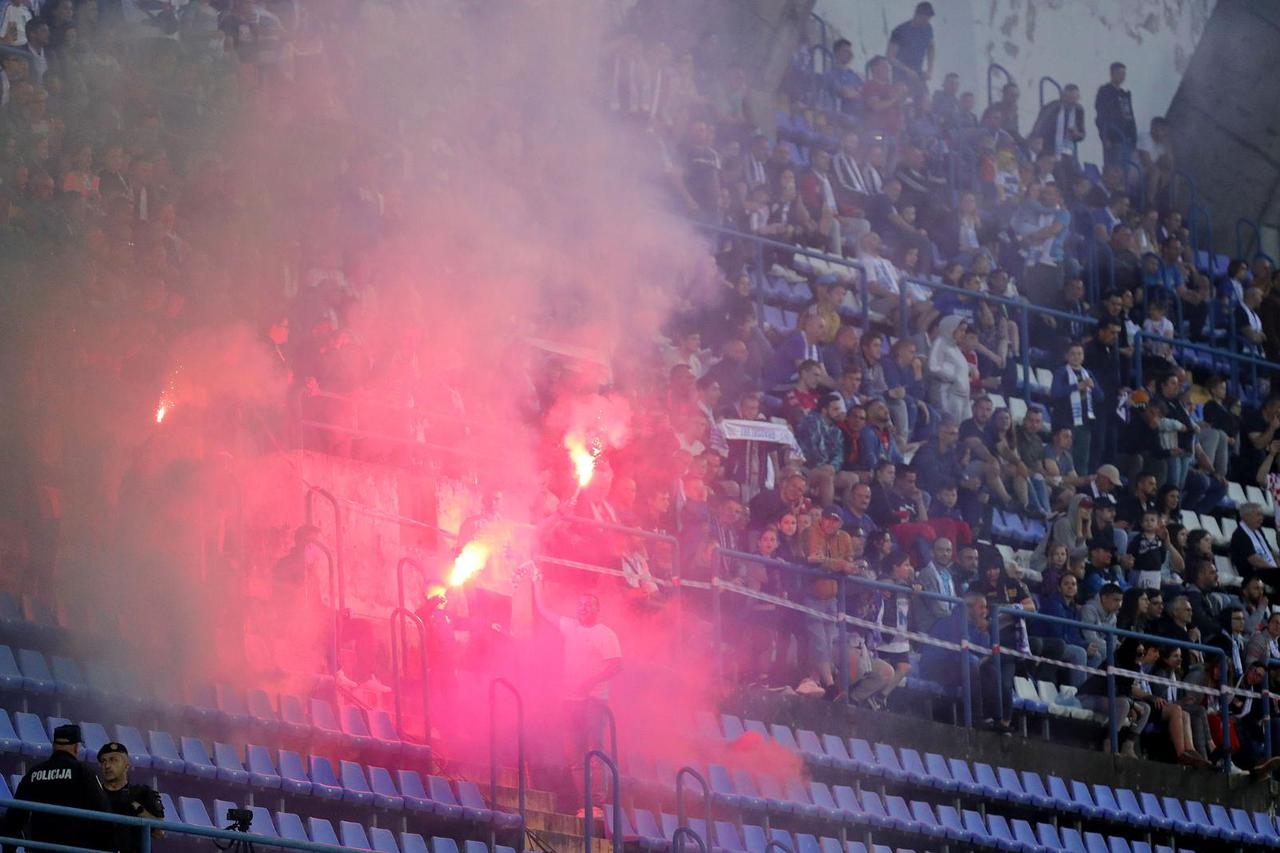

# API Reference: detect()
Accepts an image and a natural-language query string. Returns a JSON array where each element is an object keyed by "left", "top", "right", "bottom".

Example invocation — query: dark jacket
[
  {"left": 1094, "top": 83, "right": 1136, "bottom": 146},
  {"left": 1030, "top": 99, "right": 1086, "bottom": 153},
  {"left": 0, "top": 750, "right": 114, "bottom": 853}
]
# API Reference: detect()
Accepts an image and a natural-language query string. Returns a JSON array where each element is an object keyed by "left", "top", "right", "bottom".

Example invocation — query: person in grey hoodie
[
  {"left": 1030, "top": 492, "right": 1093, "bottom": 572},
  {"left": 1080, "top": 582, "right": 1123, "bottom": 648}
]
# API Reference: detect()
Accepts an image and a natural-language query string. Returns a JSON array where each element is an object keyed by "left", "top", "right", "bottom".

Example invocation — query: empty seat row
[
  {"left": 687, "top": 714, "right": 1266, "bottom": 846},
  {"left": 0, "top": 644, "right": 85, "bottom": 697},
  {"left": 168, "top": 795, "right": 526, "bottom": 853},
  {"left": 1, "top": 711, "right": 517, "bottom": 830}
]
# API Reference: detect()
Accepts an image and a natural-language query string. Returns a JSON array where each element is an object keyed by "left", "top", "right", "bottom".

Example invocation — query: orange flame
[
  {"left": 565, "top": 434, "right": 598, "bottom": 489},
  {"left": 448, "top": 540, "right": 491, "bottom": 587}
]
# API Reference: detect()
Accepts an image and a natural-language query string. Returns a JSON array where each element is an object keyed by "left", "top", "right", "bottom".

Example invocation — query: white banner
[{"left": 719, "top": 419, "right": 801, "bottom": 452}]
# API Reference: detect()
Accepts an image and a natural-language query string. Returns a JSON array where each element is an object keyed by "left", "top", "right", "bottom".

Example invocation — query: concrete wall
[
  {"left": 812, "top": 0, "right": 1215, "bottom": 166},
  {"left": 1166, "top": 0, "right": 1280, "bottom": 257}
]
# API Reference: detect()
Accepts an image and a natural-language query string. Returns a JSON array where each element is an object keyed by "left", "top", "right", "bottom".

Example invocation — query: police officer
[
  {"left": 0, "top": 724, "right": 114, "bottom": 853},
  {"left": 98, "top": 741, "right": 164, "bottom": 853}
]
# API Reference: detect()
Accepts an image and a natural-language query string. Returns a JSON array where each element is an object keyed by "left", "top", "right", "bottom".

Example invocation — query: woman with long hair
[
  {"left": 1149, "top": 645, "right": 1215, "bottom": 767},
  {"left": 1116, "top": 587, "right": 1150, "bottom": 633},
  {"left": 1078, "top": 637, "right": 1151, "bottom": 757}
]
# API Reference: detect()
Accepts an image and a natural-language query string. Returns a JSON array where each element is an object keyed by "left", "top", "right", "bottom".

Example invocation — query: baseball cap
[
  {"left": 915, "top": 2, "right": 935, "bottom": 16},
  {"left": 822, "top": 507, "right": 844, "bottom": 522},
  {"left": 97, "top": 742, "right": 128, "bottom": 760},
  {"left": 1095, "top": 465, "right": 1122, "bottom": 486},
  {"left": 52, "top": 724, "right": 82, "bottom": 745}
]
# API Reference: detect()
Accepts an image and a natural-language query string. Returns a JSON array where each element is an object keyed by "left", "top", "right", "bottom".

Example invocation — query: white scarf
[{"left": 1066, "top": 365, "right": 1094, "bottom": 425}]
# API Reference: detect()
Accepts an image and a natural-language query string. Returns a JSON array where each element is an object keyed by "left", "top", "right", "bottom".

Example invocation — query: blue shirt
[
  {"left": 1035, "top": 593, "right": 1087, "bottom": 647},
  {"left": 920, "top": 606, "right": 988, "bottom": 683},
  {"left": 889, "top": 21, "right": 933, "bottom": 73},
  {"left": 767, "top": 331, "right": 820, "bottom": 386}
]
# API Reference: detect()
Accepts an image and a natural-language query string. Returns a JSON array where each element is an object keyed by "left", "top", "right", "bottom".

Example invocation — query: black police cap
[
  {"left": 97, "top": 742, "right": 128, "bottom": 760},
  {"left": 52, "top": 724, "right": 82, "bottom": 745}
]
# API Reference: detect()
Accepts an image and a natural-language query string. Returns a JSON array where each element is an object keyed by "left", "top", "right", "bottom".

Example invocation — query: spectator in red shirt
[{"left": 781, "top": 359, "right": 824, "bottom": 427}]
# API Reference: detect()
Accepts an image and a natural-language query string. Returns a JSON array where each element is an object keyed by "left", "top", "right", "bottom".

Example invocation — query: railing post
[
  {"left": 991, "top": 633, "right": 1003, "bottom": 724},
  {"left": 712, "top": 549, "right": 724, "bottom": 688},
  {"left": 1218, "top": 651, "right": 1232, "bottom": 774},
  {"left": 490, "top": 677, "right": 526, "bottom": 853},
  {"left": 1020, "top": 305, "right": 1032, "bottom": 407},
  {"left": 1105, "top": 633, "right": 1119, "bottom": 754},
  {"left": 837, "top": 575, "right": 850, "bottom": 701},
  {"left": 959, "top": 605, "right": 973, "bottom": 728},
  {"left": 672, "top": 827, "right": 708, "bottom": 853},
  {"left": 676, "top": 766, "right": 712, "bottom": 853},
  {"left": 898, "top": 284, "right": 909, "bottom": 344},
  {"left": 304, "top": 486, "right": 345, "bottom": 613},
  {"left": 583, "top": 750, "right": 621, "bottom": 853}
]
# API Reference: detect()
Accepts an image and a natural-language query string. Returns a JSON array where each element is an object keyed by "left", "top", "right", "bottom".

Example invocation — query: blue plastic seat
[
  {"left": 245, "top": 744, "right": 281, "bottom": 790},
  {"left": 246, "top": 689, "right": 281, "bottom": 732},
  {"left": 1250, "top": 810, "right": 1280, "bottom": 845},
  {"left": 341, "top": 820, "right": 372, "bottom": 850},
  {"left": 179, "top": 737, "right": 217, "bottom": 780},
  {"left": 48, "top": 656, "right": 86, "bottom": 697},
  {"left": 277, "top": 749, "right": 312, "bottom": 796},
  {"left": 1225, "top": 805, "right": 1269, "bottom": 845},
  {"left": 715, "top": 820, "right": 746, "bottom": 852},
  {"left": 873, "top": 743, "right": 910, "bottom": 783},
  {"left": 213, "top": 742, "right": 248, "bottom": 785},
  {"left": 432, "top": 838, "right": 460, "bottom": 853},
  {"left": 1108, "top": 838, "right": 1133, "bottom": 853},
  {"left": 922, "top": 753, "right": 964, "bottom": 793},
  {"left": 781, "top": 776, "right": 827, "bottom": 820},
  {"left": 367, "top": 708, "right": 406, "bottom": 755},
  {"left": 742, "top": 824, "right": 768, "bottom": 853},
  {"left": 178, "top": 797, "right": 214, "bottom": 827},
  {"left": 79, "top": 721, "right": 108, "bottom": 758},
  {"left": 907, "top": 800, "right": 947, "bottom": 840},
  {"left": 0, "top": 649, "right": 26, "bottom": 692},
  {"left": 147, "top": 730, "right": 184, "bottom": 774},
  {"left": 1138, "top": 792, "right": 1174, "bottom": 831},
  {"left": 276, "top": 812, "right": 308, "bottom": 842},
  {"left": 820, "top": 734, "right": 859, "bottom": 771},
  {"left": 1011, "top": 819, "right": 1043, "bottom": 853},
  {"left": 1069, "top": 779, "right": 1104, "bottom": 819},
  {"left": 371, "top": 828, "right": 400, "bottom": 853},
  {"left": 400, "top": 833, "right": 430, "bottom": 853},
  {"left": 339, "top": 705, "right": 375, "bottom": 748},
  {"left": 848, "top": 739, "right": 883, "bottom": 775},
  {"left": 935, "top": 804, "right": 976, "bottom": 844},
  {"left": 948, "top": 758, "right": 991, "bottom": 797},
  {"left": 769, "top": 724, "right": 800, "bottom": 753},
  {"left": 213, "top": 684, "right": 250, "bottom": 727},
  {"left": 113, "top": 726, "right": 151, "bottom": 768},
  {"left": 709, "top": 764, "right": 747, "bottom": 809},
  {"left": 369, "top": 765, "right": 405, "bottom": 811},
  {"left": 458, "top": 779, "right": 519, "bottom": 828},
  {"left": 795, "top": 729, "right": 834, "bottom": 768},
  {"left": 0, "top": 594, "right": 22, "bottom": 631},
  {"left": 1113, "top": 789, "right": 1153, "bottom": 829},
  {"left": 308, "top": 817, "right": 340, "bottom": 846},
  {"left": 308, "top": 755, "right": 344, "bottom": 800},
  {"left": 427, "top": 775, "right": 465, "bottom": 821},
  {"left": 1060, "top": 827, "right": 1088, "bottom": 853},
  {"left": 0, "top": 710, "right": 19, "bottom": 754},
  {"left": 755, "top": 773, "right": 795, "bottom": 815},
  {"left": 632, "top": 808, "right": 666, "bottom": 851},
  {"left": 794, "top": 834, "right": 822, "bottom": 853},
  {"left": 279, "top": 693, "right": 310, "bottom": 736},
  {"left": 974, "top": 763, "right": 1011, "bottom": 803},
  {"left": 832, "top": 786, "right": 865, "bottom": 824},
  {"left": 996, "top": 766, "right": 1037, "bottom": 806},
  {"left": 1194, "top": 801, "right": 1240, "bottom": 842},
  {"left": 603, "top": 805, "right": 637, "bottom": 844},
  {"left": 720, "top": 714, "right": 747, "bottom": 740},
  {"left": 309, "top": 698, "right": 343, "bottom": 743},
  {"left": 897, "top": 748, "right": 940, "bottom": 789},
  {"left": 857, "top": 792, "right": 896, "bottom": 831},
  {"left": 339, "top": 760, "right": 375, "bottom": 807},
  {"left": 962, "top": 811, "right": 995, "bottom": 846},
  {"left": 1165, "top": 797, "right": 1215, "bottom": 838},
  {"left": 15, "top": 712, "right": 51, "bottom": 759},
  {"left": 1084, "top": 832, "right": 1109, "bottom": 853},
  {"left": 186, "top": 684, "right": 222, "bottom": 725},
  {"left": 809, "top": 782, "right": 848, "bottom": 821},
  {"left": 15, "top": 650, "right": 55, "bottom": 694},
  {"left": 986, "top": 814, "right": 1024, "bottom": 853},
  {"left": 396, "top": 769, "right": 434, "bottom": 814},
  {"left": 211, "top": 799, "right": 237, "bottom": 829},
  {"left": 248, "top": 807, "right": 275, "bottom": 837},
  {"left": 1046, "top": 776, "right": 1083, "bottom": 815},
  {"left": 1037, "top": 823, "right": 1063, "bottom": 851},
  {"left": 730, "top": 770, "right": 768, "bottom": 812},
  {"left": 1091, "top": 785, "right": 1129, "bottom": 824}
]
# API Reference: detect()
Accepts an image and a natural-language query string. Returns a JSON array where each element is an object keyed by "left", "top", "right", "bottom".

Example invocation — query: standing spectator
[
  {"left": 21, "top": 18, "right": 48, "bottom": 84},
  {"left": 886, "top": 2, "right": 935, "bottom": 91},
  {"left": 1126, "top": 509, "right": 1182, "bottom": 589},
  {"left": 981, "top": 83, "right": 1022, "bottom": 146},
  {"left": 1019, "top": 183, "right": 1072, "bottom": 306},
  {"left": 861, "top": 56, "right": 907, "bottom": 137},
  {"left": 797, "top": 393, "right": 855, "bottom": 507},
  {"left": 927, "top": 315, "right": 972, "bottom": 423},
  {"left": 0, "top": 0, "right": 32, "bottom": 47},
  {"left": 682, "top": 119, "right": 722, "bottom": 222},
  {"left": 804, "top": 508, "right": 856, "bottom": 701},
  {"left": 1229, "top": 502, "right": 1280, "bottom": 587},
  {"left": 1049, "top": 343, "right": 1100, "bottom": 473},
  {"left": 1095, "top": 62, "right": 1136, "bottom": 168},
  {"left": 532, "top": 583, "right": 621, "bottom": 818},
  {"left": 1030, "top": 83, "right": 1086, "bottom": 165},
  {"left": 828, "top": 38, "right": 863, "bottom": 115},
  {"left": 98, "top": 743, "right": 164, "bottom": 853},
  {"left": 781, "top": 358, "right": 826, "bottom": 426},
  {"left": 0, "top": 725, "right": 113, "bottom": 851},
  {"left": 1013, "top": 407, "right": 1053, "bottom": 518}
]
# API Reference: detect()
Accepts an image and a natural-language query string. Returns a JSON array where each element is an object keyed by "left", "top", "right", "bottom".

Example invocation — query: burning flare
[
  {"left": 155, "top": 401, "right": 168, "bottom": 424},
  {"left": 448, "top": 540, "right": 491, "bottom": 588},
  {"left": 565, "top": 433, "right": 600, "bottom": 489}
]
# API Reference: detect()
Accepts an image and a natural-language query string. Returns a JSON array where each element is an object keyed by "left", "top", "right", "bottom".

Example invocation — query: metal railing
[
  {"left": 489, "top": 677, "right": 526, "bottom": 853},
  {"left": 389, "top": 605, "right": 430, "bottom": 746},
  {"left": 304, "top": 485, "right": 346, "bottom": 626},
  {"left": 995, "top": 607, "right": 1233, "bottom": 772},
  {"left": 1132, "top": 329, "right": 1276, "bottom": 401},
  {"left": 675, "top": 766, "right": 713, "bottom": 852},
  {"left": 1237, "top": 217, "right": 1262, "bottom": 261},
  {"left": 987, "top": 62, "right": 1012, "bottom": 107},
  {"left": 0, "top": 797, "right": 348, "bottom": 853},
  {"left": 583, "top": 749, "right": 622, "bottom": 853},
  {"left": 1038, "top": 75, "right": 1062, "bottom": 110},
  {"left": 672, "top": 826, "right": 708, "bottom": 853}
]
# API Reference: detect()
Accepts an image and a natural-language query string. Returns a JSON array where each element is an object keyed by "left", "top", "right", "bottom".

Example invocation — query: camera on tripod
[{"left": 225, "top": 807, "right": 254, "bottom": 832}]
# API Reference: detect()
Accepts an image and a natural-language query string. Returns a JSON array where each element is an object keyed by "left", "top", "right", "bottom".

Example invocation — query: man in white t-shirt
[{"left": 533, "top": 581, "right": 621, "bottom": 817}]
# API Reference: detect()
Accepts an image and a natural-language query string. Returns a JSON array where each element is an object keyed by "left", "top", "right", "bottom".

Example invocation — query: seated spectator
[
  {"left": 1115, "top": 470, "right": 1158, "bottom": 530},
  {"left": 1036, "top": 572, "right": 1098, "bottom": 683},
  {"left": 862, "top": 549, "right": 913, "bottom": 706},
  {"left": 780, "top": 358, "right": 825, "bottom": 426},
  {"left": 1130, "top": 643, "right": 1210, "bottom": 767},
  {"left": 1032, "top": 493, "right": 1093, "bottom": 573},
  {"left": 1241, "top": 576, "right": 1270, "bottom": 635},
  {"left": 1169, "top": 650, "right": 1222, "bottom": 768},
  {"left": 857, "top": 399, "right": 905, "bottom": 469},
  {"left": 1226, "top": 659, "right": 1280, "bottom": 776},
  {"left": 1077, "top": 637, "right": 1149, "bottom": 757},
  {"left": 1152, "top": 596, "right": 1202, "bottom": 665},
  {"left": 767, "top": 312, "right": 828, "bottom": 388},
  {"left": 1080, "top": 581, "right": 1123, "bottom": 652},
  {"left": 881, "top": 336, "right": 932, "bottom": 441},
  {"left": 1182, "top": 558, "right": 1221, "bottom": 638},
  {"left": 748, "top": 472, "right": 810, "bottom": 530},
  {"left": 836, "top": 481, "right": 877, "bottom": 534},
  {"left": 797, "top": 392, "right": 856, "bottom": 507},
  {"left": 1229, "top": 502, "right": 1279, "bottom": 588},
  {"left": 1116, "top": 586, "right": 1150, "bottom": 633},
  {"left": 822, "top": 324, "right": 861, "bottom": 381},
  {"left": 1080, "top": 539, "right": 1128, "bottom": 599},
  {"left": 919, "top": 591, "right": 1015, "bottom": 733},
  {"left": 1212, "top": 605, "right": 1248, "bottom": 682},
  {"left": 870, "top": 463, "right": 935, "bottom": 558}
]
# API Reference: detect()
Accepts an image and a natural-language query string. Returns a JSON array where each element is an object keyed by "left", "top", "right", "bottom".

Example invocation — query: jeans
[
  {"left": 804, "top": 597, "right": 840, "bottom": 670},
  {"left": 1027, "top": 474, "right": 1052, "bottom": 516},
  {"left": 565, "top": 698, "right": 610, "bottom": 807}
]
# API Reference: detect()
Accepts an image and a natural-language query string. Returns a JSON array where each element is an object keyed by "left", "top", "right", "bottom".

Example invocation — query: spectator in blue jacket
[
  {"left": 881, "top": 336, "right": 933, "bottom": 441},
  {"left": 858, "top": 399, "right": 905, "bottom": 470},
  {"left": 919, "top": 591, "right": 1015, "bottom": 732},
  {"left": 1035, "top": 573, "right": 1100, "bottom": 681}
]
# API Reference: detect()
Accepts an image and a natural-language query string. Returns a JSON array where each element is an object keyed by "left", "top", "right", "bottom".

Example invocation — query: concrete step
[
  {"left": 524, "top": 827, "right": 610, "bottom": 853},
  {"left": 494, "top": 785, "right": 556, "bottom": 816}
]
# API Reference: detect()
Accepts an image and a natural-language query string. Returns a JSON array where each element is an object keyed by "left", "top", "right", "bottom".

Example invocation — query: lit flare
[
  {"left": 448, "top": 540, "right": 491, "bottom": 587},
  {"left": 155, "top": 401, "right": 168, "bottom": 424},
  {"left": 565, "top": 434, "right": 599, "bottom": 489}
]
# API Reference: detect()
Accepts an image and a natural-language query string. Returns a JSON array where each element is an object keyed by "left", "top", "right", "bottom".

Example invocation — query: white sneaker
[{"left": 1229, "top": 762, "right": 1249, "bottom": 776}]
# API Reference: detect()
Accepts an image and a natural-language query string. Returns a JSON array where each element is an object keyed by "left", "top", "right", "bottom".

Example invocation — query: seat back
[
  {"left": 308, "top": 818, "right": 339, "bottom": 846},
  {"left": 340, "top": 820, "right": 372, "bottom": 850},
  {"left": 341, "top": 760, "right": 372, "bottom": 792}
]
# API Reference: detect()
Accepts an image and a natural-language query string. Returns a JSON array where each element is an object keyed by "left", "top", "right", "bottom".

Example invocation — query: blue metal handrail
[
  {"left": 304, "top": 486, "right": 345, "bottom": 614},
  {"left": 1188, "top": 203, "right": 1214, "bottom": 263},
  {"left": 0, "top": 796, "right": 350, "bottom": 853},
  {"left": 675, "top": 766, "right": 712, "bottom": 852},
  {"left": 1172, "top": 170, "right": 1199, "bottom": 214},
  {"left": 995, "top": 607, "right": 1232, "bottom": 771},
  {"left": 489, "top": 677, "right": 526, "bottom": 852},
  {"left": 389, "top": 606, "right": 430, "bottom": 746},
  {"left": 714, "top": 546, "right": 974, "bottom": 727},
  {"left": 583, "top": 749, "right": 622, "bottom": 853},
  {"left": 987, "top": 62, "right": 1012, "bottom": 107},
  {"left": 672, "top": 826, "right": 708, "bottom": 853},
  {"left": 1038, "top": 75, "right": 1062, "bottom": 110},
  {"left": 1237, "top": 217, "right": 1262, "bottom": 261}
]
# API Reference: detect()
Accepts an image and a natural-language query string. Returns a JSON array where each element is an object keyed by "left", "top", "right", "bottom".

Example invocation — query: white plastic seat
[
  {"left": 1227, "top": 481, "right": 1249, "bottom": 506},
  {"left": 988, "top": 393, "right": 1006, "bottom": 410},
  {"left": 1199, "top": 515, "right": 1227, "bottom": 547},
  {"left": 1180, "top": 510, "right": 1201, "bottom": 532},
  {"left": 1221, "top": 517, "right": 1238, "bottom": 542},
  {"left": 1215, "top": 555, "right": 1242, "bottom": 589},
  {"left": 1009, "top": 397, "right": 1028, "bottom": 423}
]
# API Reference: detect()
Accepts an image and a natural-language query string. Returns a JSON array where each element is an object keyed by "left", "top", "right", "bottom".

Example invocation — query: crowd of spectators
[
  {"left": 8, "top": 0, "right": 1280, "bottom": 780},
  {"left": 576, "top": 0, "right": 1280, "bottom": 773}
]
